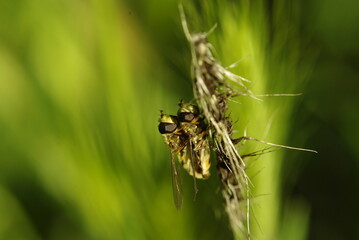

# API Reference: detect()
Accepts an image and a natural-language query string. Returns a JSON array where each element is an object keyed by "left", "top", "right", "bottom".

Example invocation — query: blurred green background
[{"left": 0, "top": 0, "right": 358, "bottom": 239}]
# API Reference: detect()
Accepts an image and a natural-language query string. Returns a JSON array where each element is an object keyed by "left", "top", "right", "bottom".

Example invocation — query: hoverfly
[
  {"left": 158, "top": 112, "right": 186, "bottom": 210},
  {"left": 177, "top": 100, "right": 210, "bottom": 180},
  {"left": 158, "top": 101, "right": 211, "bottom": 210}
]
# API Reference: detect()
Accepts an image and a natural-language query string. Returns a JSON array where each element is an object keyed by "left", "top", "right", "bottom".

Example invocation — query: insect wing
[
  {"left": 187, "top": 140, "right": 198, "bottom": 197},
  {"left": 170, "top": 152, "right": 183, "bottom": 210}
]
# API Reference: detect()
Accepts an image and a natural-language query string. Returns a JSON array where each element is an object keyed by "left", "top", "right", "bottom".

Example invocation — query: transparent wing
[
  {"left": 188, "top": 140, "right": 198, "bottom": 198},
  {"left": 170, "top": 152, "right": 183, "bottom": 210}
]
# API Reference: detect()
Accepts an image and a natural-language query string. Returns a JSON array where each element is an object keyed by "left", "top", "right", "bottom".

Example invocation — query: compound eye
[
  {"left": 178, "top": 112, "right": 195, "bottom": 122},
  {"left": 158, "top": 122, "right": 178, "bottom": 134}
]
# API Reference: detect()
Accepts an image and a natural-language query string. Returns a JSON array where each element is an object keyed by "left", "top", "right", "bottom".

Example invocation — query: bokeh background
[{"left": 0, "top": 0, "right": 358, "bottom": 239}]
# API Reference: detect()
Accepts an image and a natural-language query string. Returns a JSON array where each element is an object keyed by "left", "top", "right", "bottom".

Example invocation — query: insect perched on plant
[
  {"left": 158, "top": 112, "right": 185, "bottom": 210},
  {"left": 158, "top": 100, "right": 211, "bottom": 209},
  {"left": 177, "top": 100, "right": 211, "bottom": 180}
]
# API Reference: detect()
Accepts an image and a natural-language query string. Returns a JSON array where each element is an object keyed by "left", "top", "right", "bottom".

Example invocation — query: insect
[
  {"left": 158, "top": 101, "right": 211, "bottom": 209},
  {"left": 177, "top": 100, "right": 210, "bottom": 180},
  {"left": 158, "top": 112, "right": 185, "bottom": 210}
]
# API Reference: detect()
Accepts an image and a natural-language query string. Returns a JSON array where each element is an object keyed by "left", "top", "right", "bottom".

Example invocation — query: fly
[
  {"left": 177, "top": 100, "right": 210, "bottom": 180},
  {"left": 158, "top": 112, "right": 185, "bottom": 210},
  {"left": 158, "top": 101, "right": 211, "bottom": 209}
]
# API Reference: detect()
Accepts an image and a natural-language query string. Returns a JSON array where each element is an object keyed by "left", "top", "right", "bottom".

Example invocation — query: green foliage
[{"left": 0, "top": 0, "right": 358, "bottom": 239}]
